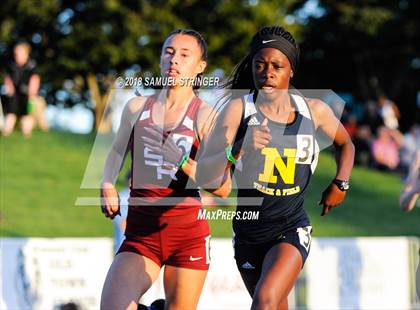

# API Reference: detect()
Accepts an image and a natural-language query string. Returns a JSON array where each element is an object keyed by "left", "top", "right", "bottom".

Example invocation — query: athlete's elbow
[
  {"left": 337, "top": 138, "right": 355, "bottom": 159},
  {"left": 212, "top": 176, "right": 232, "bottom": 199},
  {"left": 212, "top": 187, "right": 232, "bottom": 199},
  {"left": 349, "top": 139, "right": 355, "bottom": 154},
  {"left": 201, "top": 184, "right": 231, "bottom": 199}
]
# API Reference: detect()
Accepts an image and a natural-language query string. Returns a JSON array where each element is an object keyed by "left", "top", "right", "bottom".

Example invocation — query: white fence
[{"left": 1, "top": 237, "right": 419, "bottom": 309}]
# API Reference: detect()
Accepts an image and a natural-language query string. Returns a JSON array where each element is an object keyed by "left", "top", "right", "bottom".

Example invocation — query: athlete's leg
[
  {"left": 2, "top": 113, "right": 17, "bottom": 136},
  {"left": 239, "top": 271, "right": 260, "bottom": 296},
  {"left": 163, "top": 266, "right": 208, "bottom": 310},
  {"left": 251, "top": 243, "right": 302, "bottom": 310},
  {"left": 234, "top": 241, "right": 266, "bottom": 297},
  {"left": 100, "top": 252, "right": 160, "bottom": 310}
]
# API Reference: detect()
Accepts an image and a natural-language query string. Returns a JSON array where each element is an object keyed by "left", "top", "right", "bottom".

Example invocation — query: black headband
[{"left": 249, "top": 34, "right": 299, "bottom": 72}]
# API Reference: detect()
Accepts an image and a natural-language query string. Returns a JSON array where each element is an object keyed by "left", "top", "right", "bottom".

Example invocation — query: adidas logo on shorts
[
  {"left": 241, "top": 261, "right": 255, "bottom": 269},
  {"left": 247, "top": 116, "right": 260, "bottom": 126}
]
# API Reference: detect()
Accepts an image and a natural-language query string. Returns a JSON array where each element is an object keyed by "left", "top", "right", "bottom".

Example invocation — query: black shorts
[
  {"left": 3, "top": 94, "right": 29, "bottom": 116},
  {"left": 234, "top": 226, "right": 312, "bottom": 275}
]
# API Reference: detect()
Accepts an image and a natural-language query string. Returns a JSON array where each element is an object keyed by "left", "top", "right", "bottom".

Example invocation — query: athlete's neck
[
  {"left": 258, "top": 91, "right": 293, "bottom": 114},
  {"left": 160, "top": 87, "right": 195, "bottom": 110}
]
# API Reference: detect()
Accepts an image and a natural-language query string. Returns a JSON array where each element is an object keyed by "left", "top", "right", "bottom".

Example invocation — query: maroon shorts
[{"left": 117, "top": 208, "right": 210, "bottom": 270}]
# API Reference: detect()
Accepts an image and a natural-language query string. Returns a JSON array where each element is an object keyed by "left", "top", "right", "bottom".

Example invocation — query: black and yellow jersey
[{"left": 232, "top": 91, "right": 319, "bottom": 243}]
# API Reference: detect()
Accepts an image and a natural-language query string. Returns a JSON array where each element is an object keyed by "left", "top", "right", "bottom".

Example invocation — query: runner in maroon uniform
[{"left": 100, "top": 29, "right": 224, "bottom": 310}]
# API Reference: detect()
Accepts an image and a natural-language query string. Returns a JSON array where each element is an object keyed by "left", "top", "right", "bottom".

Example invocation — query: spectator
[
  {"left": 371, "top": 126, "right": 402, "bottom": 171},
  {"left": 2, "top": 41, "right": 40, "bottom": 137},
  {"left": 377, "top": 95, "right": 400, "bottom": 130}
]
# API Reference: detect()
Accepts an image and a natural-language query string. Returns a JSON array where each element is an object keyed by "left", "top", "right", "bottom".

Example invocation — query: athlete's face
[
  {"left": 252, "top": 48, "right": 293, "bottom": 100},
  {"left": 160, "top": 34, "right": 206, "bottom": 86}
]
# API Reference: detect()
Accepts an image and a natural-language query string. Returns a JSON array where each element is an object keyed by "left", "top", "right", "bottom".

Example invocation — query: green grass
[
  {"left": 1, "top": 131, "right": 419, "bottom": 238},
  {"left": 0, "top": 131, "right": 110, "bottom": 237}
]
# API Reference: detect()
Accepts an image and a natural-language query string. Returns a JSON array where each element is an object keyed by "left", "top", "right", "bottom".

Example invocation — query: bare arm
[
  {"left": 176, "top": 101, "right": 218, "bottom": 183},
  {"left": 100, "top": 96, "right": 146, "bottom": 218},
  {"left": 195, "top": 98, "right": 244, "bottom": 197},
  {"left": 309, "top": 98, "right": 355, "bottom": 215}
]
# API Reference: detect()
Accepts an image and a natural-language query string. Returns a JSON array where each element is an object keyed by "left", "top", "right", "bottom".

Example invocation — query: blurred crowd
[{"left": 342, "top": 95, "right": 420, "bottom": 175}]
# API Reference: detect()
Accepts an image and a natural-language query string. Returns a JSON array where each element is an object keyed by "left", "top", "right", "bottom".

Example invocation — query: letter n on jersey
[{"left": 258, "top": 148, "right": 297, "bottom": 184}]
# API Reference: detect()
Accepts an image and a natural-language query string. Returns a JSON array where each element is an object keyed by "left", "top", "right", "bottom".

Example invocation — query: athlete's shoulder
[
  {"left": 306, "top": 97, "right": 327, "bottom": 111},
  {"left": 306, "top": 98, "right": 338, "bottom": 129},
  {"left": 196, "top": 99, "right": 217, "bottom": 139},
  {"left": 216, "top": 97, "right": 245, "bottom": 130},
  {"left": 229, "top": 97, "right": 245, "bottom": 110},
  {"left": 220, "top": 97, "right": 244, "bottom": 117},
  {"left": 120, "top": 95, "right": 151, "bottom": 125},
  {"left": 125, "top": 95, "right": 150, "bottom": 113},
  {"left": 306, "top": 98, "right": 335, "bottom": 117}
]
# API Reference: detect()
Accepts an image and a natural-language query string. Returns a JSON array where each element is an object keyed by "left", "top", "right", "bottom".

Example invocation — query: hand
[
  {"left": 142, "top": 125, "right": 184, "bottom": 168},
  {"left": 318, "top": 182, "right": 346, "bottom": 216},
  {"left": 100, "top": 184, "right": 121, "bottom": 219},
  {"left": 243, "top": 118, "right": 271, "bottom": 151}
]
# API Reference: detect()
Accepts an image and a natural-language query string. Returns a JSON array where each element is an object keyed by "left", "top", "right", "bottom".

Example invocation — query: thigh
[
  {"left": 253, "top": 243, "right": 302, "bottom": 307},
  {"left": 282, "top": 226, "right": 312, "bottom": 267},
  {"left": 239, "top": 269, "right": 261, "bottom": 297},
  {"left": 100, "top": 252, "right": 160, "bottom": 310},
  {"left": 163, "top": 265, "right": 208, "bottom": 310},
  {"left": 234, "top": 242, "right": 267, "bottom": 296},
  {"left": 165, "top": 218, "right": 211, "bottom": 271}
]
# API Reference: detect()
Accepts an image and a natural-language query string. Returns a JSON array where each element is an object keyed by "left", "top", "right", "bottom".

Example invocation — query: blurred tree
[
  {"left": 291, "top": 0, "right": 420, "bottom": 129},
  {"left": 0, "top": 0, "right": 302, "bottom": 132}
]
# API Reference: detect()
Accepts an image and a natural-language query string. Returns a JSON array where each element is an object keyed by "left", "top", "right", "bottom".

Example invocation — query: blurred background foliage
[{"left": 0, "top": 0, "right": 419, "bottom": 129}]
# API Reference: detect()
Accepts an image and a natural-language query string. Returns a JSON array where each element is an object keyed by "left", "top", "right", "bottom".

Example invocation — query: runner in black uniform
[
  {"left": 232, "top": 91, "right": 316, "bottom": 268},
  {"left": 197, "top": 26, "right": 355, "bottom": 309}
]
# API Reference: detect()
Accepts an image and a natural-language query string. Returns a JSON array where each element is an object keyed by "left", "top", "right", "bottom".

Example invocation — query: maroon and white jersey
[{"left": 128, "top": 95, "right": 202, "bottom": 216}]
